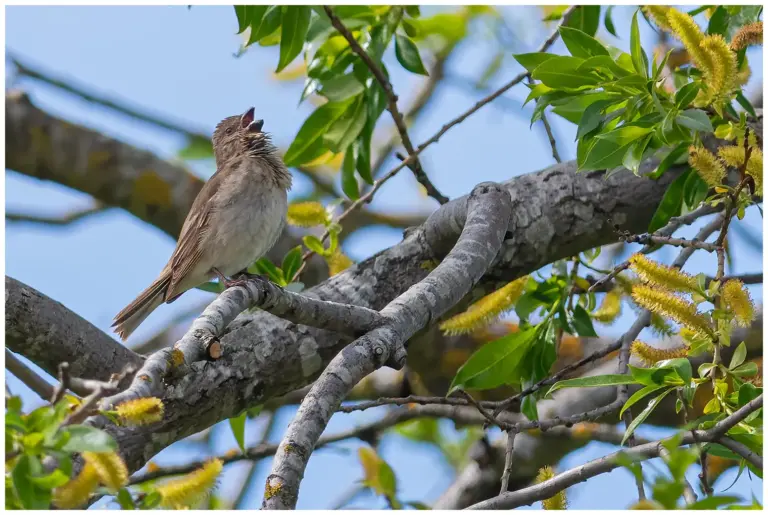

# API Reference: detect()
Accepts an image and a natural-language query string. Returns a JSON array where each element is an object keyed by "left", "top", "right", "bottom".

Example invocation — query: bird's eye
[{"left": 225, "top": 128, "right": 233, "bottom": 135}]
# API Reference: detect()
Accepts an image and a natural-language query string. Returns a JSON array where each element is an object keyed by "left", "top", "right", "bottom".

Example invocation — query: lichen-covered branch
[
  {"left": 5, "top": 276, "right": 143, "bottom": 381},
  {"left": 97, "top": 276, "right": 386, "bottom": 411},
  {"left": 262, "top": 183, "right": 512, "bottom": 508}
]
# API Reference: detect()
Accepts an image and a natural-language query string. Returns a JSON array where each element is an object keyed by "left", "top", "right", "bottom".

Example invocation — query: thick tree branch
[
  {"left": 5, "top": 276, "right": 143, "bottom": 381},
  {"left": 97, "top": 276, "right": 386, "bottom": 411},
  {"left": 262, "top": 182, "right": 512, "bottom": 508}
]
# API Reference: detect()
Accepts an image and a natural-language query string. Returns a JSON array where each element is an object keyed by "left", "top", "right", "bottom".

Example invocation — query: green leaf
[
  {"left": 604, "top": 6, "right": 618, "bottom": 37},
  {"left": 706, "top": 6, "right": 730, "bottom": 36},
  {"left": 513, "top": 52, "right": 555, "bottom": 74},
  {"left": 323, "top": 98, "right": 367, "bottom": 153},
  {"left": 622, "top": 388, "right": 673, "bottom": 445},
  {"left": 448, "top": 327, "right": 538, "bottom": 393},
  {"left": 531, "top": 56, "right": 600, "bottom": 89},
  {"left": 735, "top": 92, "right": 757, "bottom": 118},
  {"left": 648, "top": 143, "right": 688, "bottom": 180},
  {"left": 674, "top": 82, "right": 701, "bottom": 108},
  {"left": 577, "top": 56, "right": 632, "bottom": 79},
  {"left": 682, "top": 165, "right": 708, "bottom": 212},
  {"left": 630, "top": 11, "right": 647, "bottom": 78},
  {"left": 647, "top": 168, "right": 690, "bottom": 232},
  {"left": 247, "top": 6, "right": 279, "bottom": 46},
  {"left": 576, "top": 99, "right": 613, "bottom": 140},
  {"left": 319, "top": 74, "right": 364, "bottom": 102},
  {"left": 341, "top": 146, "right": 359, "bottom": 200},
  {"left": 622, "top": 134, "right": 652, "bottom": 175},
  {"left": 303, "top": 235, "right": 327, "bottom": 256},
  {"left": 395, "top": 418, "right": 440, "bottom": 443},
  {"left": 676, "top": 109, "right": 714, "bottom": 133},
  {"left": 28, "top": 469, "right": 70, "bottom": 490},
  {"left": 249, "top": 257, "right": 286, "bottom": 285},
  {"left": 620, "top": 384, "right": 666, "bottom": 418},
  {"left": 234, "top": 5, "right": 251, "bottom": 34},
  {"left": 229, "top": 412, "right": 247, "bottom": 452},
  {"left": 732, "top": 362, "right": 758, "bottom": 377},
  {"left": 581, "top": 124, "right": 654, "bottom": 171},
  {"left": 566, "top": 6, "right": 600, "bottom": 37},
  {"left": 196, "top": 281, "right": 222, "bottom": 294},
  {"left": 571, "top": 305, "right": 598, "bottom": 336},
  {"left": 549, "top": 374, "right": 638, "bottom": 394},
  {"left": 284, "top": 100, "right": 351, "bottom": 166},
  {"left": 730, "top": 341, "right": 747, "bottom": 370},
  {"left": 281, "top": 246, "right": 303, "bottom": 283},
  {"left": 117, "top": 487, "right": 136, "bottom": 509},
  {"left": 276, "top": 6, "right": 311, "bottom": 72},
  {"left": 656, "top": 357, "right": 692, "bottom": 383},
  {"left": 141, "top": 491, "right": 162, "bottom": 510},
  {"left": 61, "top": 425, "right": 117, "bottom": 453},
  {"left": 559, "top": 26, "right": 609, "bottom": 58},
  {"left": 688, "top": 496, "right": 741, "bottom": 509},
  {"left": 521, "top": 394, "right": 539, "bottom": 421},
  {"left": 395, "top": 33, "right": 428, "bottom": 75},
  {"left": 12, "top": 455, "right": 51, "bottom": 509}
]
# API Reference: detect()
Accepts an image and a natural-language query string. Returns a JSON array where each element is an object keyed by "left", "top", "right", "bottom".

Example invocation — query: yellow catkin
[
  {"left": 717, "top": 145, "right": 746, "bottom": 168},
  {"left": 721, "top": 280, "right": 755, "bottom": 327},
  {"left": 82, "top": 451, "right": 128, "bottom": 490},
  {"left": 642, "top": 6, "right": 673, "bottom": 32},
  {"left": 593, "top": 288, "right": 622, "bottom": 323},
  {"left": 747, "top": 148, "right": 763, "bottom": 197},
  {"left": 439, "top": 277, "right": 528, "bottom": 335},
  {"left": 326, "top": 250, "right": 353, "bottom": 276},
  {"left": 115, "top": 397, "right": 165, "bottom": 426},
  {"left": 631, "top": 340, "right": 689, "bottom": 365},
  {"left": 157, "top": 459, "right": 223, "bottom": 509},
  {"left": 286, "top": 201, "right": 328, "bottom": 227},
  {"left": 730, "top": 21, "right": 763, "bottom": 51},
  {"left": 534, "top": 466, "right": 567, "bottom": 510},
  {"left": 631, "top": 285, "right": 713, "bottom": 337},
  {"left": 666, "top": 9, "right": 712, "bottom": 80},
  {"left": 700, "top": 34, "right": 738, "bottom": 100},
  {"left": 53, "top": 463, "right": 100, "bottom": 509},
  {"left": 629, "top": 253, "right": 699, "bottom": 293},
  {"left": 689, "top": 146, "right": 725, "bottom": 188}
]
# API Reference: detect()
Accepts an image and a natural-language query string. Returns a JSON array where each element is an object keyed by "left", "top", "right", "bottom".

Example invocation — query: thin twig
[
  {"left": 620, "top": 233, "right": 719, "bottom": 252},
  {"left": 499, "top": 429, "right": 518, "bottom": 495},
  {"left": 467, "top": 396, "right": 763, "bottom": 510},
  {"left": 293, "top": 7, "right": 577, "bottom": 281},
  {"left": 589, "top": 204, "right": 721, "bottom": 293},
  {"left": 324, "top": 5, "right": 448, "bottom": 205},
  {"left": 6, "top": 204, "right": 109, "bottom": 226},
  {"left": 5, "top": 349, "right": 55, "bottom": 401}
]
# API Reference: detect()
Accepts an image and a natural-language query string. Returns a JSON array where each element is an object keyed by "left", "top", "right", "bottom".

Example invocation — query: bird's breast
[{"left": 206, "top": 177, "right": 287, "bottom": 276}]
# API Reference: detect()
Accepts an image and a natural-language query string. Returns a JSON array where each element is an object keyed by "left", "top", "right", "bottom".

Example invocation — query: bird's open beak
[
  {"left": 240, "top": 107, "right": 263, "bottom": 133},
  {"left": 240, "top": 107, "right": 255, "bottom": 128}
]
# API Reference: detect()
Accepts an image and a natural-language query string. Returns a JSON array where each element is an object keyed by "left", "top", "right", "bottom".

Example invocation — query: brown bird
[{"left": 112, "top": 107, "right": 292, "bottom": 340}]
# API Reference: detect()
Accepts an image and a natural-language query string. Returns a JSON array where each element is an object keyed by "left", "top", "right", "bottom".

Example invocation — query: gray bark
[{"left": 5, "top": 276, "right": 143, "bottom": 381}]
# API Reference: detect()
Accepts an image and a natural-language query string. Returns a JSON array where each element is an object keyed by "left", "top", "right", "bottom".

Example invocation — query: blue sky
[{"left": 5, "top": 5, "right": 763, "bottom": 509}]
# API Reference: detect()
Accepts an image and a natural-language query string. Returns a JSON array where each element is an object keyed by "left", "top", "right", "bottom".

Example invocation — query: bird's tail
[{"left": 112, "top": 271, "right": 171, "bottom": 341}]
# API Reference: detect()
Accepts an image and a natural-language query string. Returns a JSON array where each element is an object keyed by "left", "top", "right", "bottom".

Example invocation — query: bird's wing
[{"left": 165, "top": 165, "right": 228, "bottom": 299}]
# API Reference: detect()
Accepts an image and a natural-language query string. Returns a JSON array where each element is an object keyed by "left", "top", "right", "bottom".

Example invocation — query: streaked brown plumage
[{"left": 112, "top": 107, "right": 292, "bottom": 340}]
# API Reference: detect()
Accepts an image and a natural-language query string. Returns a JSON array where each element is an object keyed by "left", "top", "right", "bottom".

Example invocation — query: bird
[{"left": 112, "top": 107, "right": 292, "bottom": 340}]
